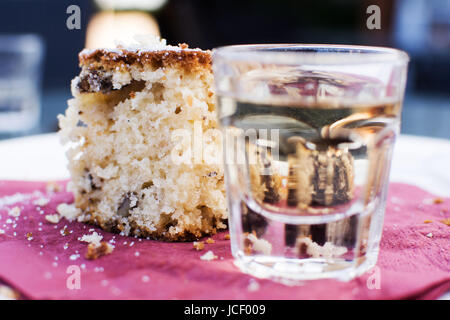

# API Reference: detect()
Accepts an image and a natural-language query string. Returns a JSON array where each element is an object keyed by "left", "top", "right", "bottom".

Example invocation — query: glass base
[{"left": 233, "top": 251, "right": 378, "bottom": 283}]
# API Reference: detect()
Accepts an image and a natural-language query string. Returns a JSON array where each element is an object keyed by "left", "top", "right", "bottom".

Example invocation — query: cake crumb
[
  {"left": 46, "top": 182, "right": 62, "bottom": 193},
  {"left": 45, "top": 214, "right": 61, "bottom": 224},
  {"left": 85, "top": 241, "right": 114, "bottom": 260},
  {"left": 247, "top": 233, "right": 272, "bottom": 255},
  {"left": 200, "top": 250, "right": 217, "bottom": 261},
  {"left": 244, "top": 243, "right": 253, "bottom": 255},
  {"left": 80, "top": 231, "right": 103, "bottom": 247},
  {"left": 423, "top": 220, "right": 433, "bottom": 224},
  {"left": 33, "top": 197, "right": 49, "bottom": 207},
  {"left": 56, "top": 203, "right": 81, "bottom": 221},
  {"left": 296, "top": 237, "right": 348, "bottom": 259},
  {"left": 224, "top": 234, "right": 230, "bottom": 240},
  {"left": 193, "top": 241, "right": 205, "bottom": 251},
  {"left": 440, "top": 218, "right": 450, "bottom": 226},
  {"left": 206, "top": 238, "right": 215, "bottom": 244},
  {"left": 433, "top": 198, "right": 444, "bottom": 204},
  {"left": 8, "top": 206, "right": 21, "bottom": 217}
]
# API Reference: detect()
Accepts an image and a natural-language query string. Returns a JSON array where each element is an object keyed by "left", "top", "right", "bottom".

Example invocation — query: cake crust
[{"left": 79, "top": 45, "right": 212, "bottom": 72}]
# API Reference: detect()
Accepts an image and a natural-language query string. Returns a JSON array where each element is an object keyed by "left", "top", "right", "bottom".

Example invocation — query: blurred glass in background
[
  {"left": 394, "top": 0, "right": 450, "bottom": 92},
  {"left": 0, "top": 34, "right": 44, "bottom": 135}
]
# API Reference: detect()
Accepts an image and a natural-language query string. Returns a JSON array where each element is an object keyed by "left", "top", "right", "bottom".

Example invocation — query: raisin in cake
[{"left": 58, "top": 37, "right": 227, "bottom": 241}]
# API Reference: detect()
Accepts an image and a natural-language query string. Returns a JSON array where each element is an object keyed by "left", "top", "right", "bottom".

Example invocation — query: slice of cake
[{"left": 58, "top": 36, "right": 227, "bottom": 241}]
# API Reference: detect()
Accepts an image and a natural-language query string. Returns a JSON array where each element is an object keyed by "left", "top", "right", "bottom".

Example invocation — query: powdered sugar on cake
[{"left": 79, "top": 35, "right": 203, "bottom": 58}]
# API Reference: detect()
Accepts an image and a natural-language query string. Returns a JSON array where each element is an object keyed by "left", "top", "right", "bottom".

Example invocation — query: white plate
[
  {"left": 0, "top": 133, "right": 69, "bottom": 181},
  {"left": 0, "top": 133, "right": 449, "bottom": 197}
]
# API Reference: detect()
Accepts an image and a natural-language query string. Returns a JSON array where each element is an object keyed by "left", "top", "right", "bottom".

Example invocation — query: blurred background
[{"left": 0, "top": 0, "right": 449, "bottom": 140}]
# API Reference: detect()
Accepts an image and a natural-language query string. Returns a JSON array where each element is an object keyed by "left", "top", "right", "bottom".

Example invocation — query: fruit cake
[{"left": 58, "top": 36, "right": 227, "bottom": 241}]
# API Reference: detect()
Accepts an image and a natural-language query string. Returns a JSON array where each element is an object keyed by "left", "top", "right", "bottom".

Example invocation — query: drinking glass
[
  {"left": 212, "top": 44, "right": 409, "bottom": 281},
  {"left": 0, "top": 34, "right": 44, "bottom": 134}
]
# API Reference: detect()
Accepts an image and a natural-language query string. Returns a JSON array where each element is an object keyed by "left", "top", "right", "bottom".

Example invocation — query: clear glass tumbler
[
  {"left": 212, "top": 45, "right": 409, "bottom": 281},
  {"left": 0, "top": 34, "right": 44, "bottom": 134}
]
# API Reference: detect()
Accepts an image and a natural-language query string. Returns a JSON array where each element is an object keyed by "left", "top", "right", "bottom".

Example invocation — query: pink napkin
[{"left": 0, "top": 180, "right": 448, "bottom": 300}]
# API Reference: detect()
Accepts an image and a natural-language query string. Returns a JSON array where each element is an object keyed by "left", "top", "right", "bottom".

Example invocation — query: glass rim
[{"left": 213, "top": 44, "right": 409, "bottom": 66}]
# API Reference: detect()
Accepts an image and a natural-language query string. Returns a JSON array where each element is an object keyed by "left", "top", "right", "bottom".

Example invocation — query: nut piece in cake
[{"left": 58, "top": 36, "right": 227, "bottom": 241}]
